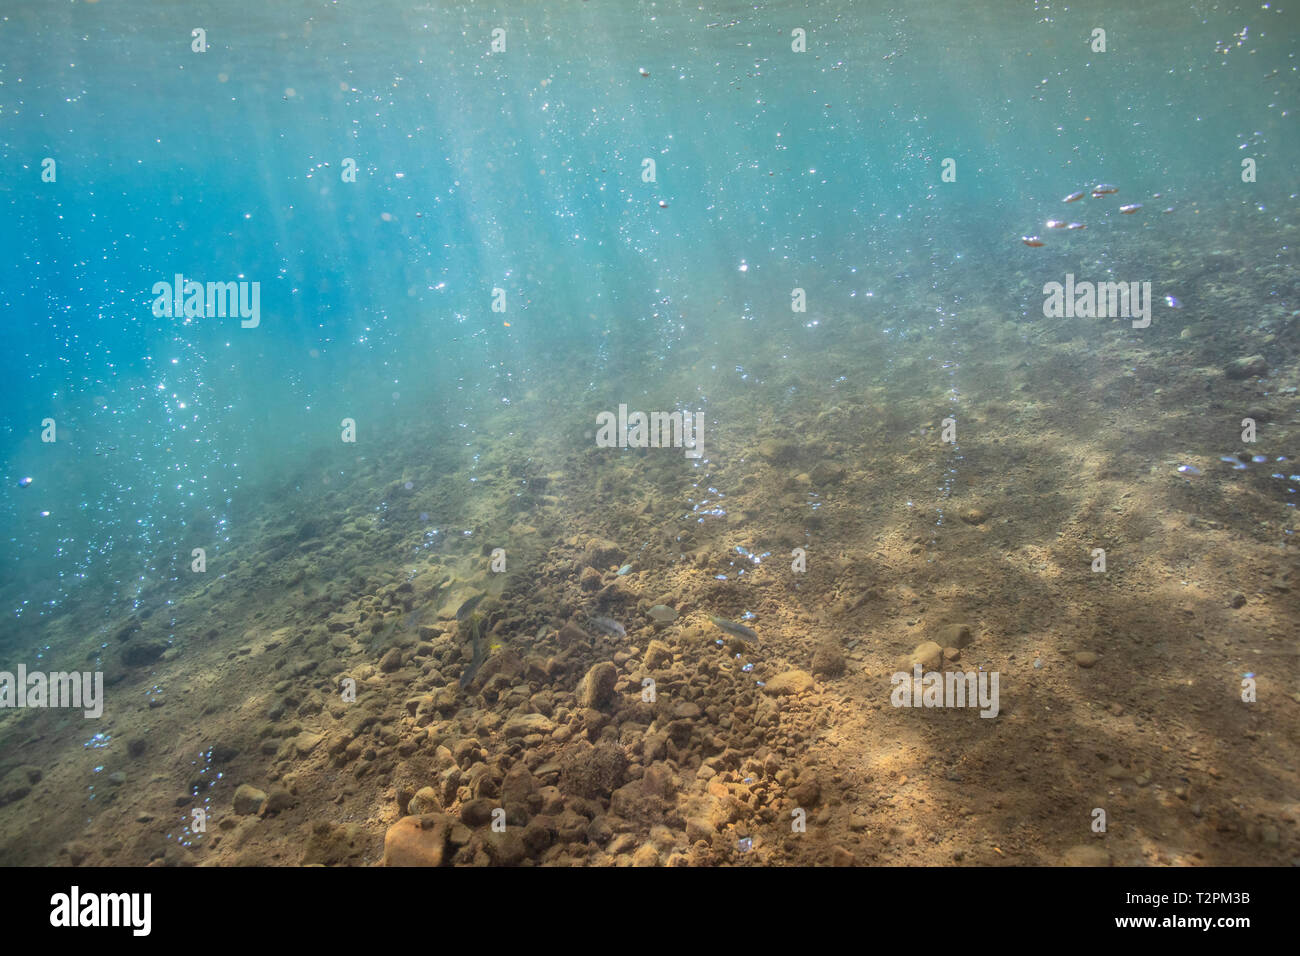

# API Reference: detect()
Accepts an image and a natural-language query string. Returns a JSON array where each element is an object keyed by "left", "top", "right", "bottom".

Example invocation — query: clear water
[{"left": 0, "top": 1, "right": 1296, "bottom": 867}]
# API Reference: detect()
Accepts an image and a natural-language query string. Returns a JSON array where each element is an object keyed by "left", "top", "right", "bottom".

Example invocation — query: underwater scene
[{"left": 0, "top": 0, "right": 1297, "bottom": 870}]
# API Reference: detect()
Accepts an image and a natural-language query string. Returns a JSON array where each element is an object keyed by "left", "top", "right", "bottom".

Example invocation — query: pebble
[
  {"left": 644, "top": 639, "right": 673, "bottom": 669},
  {"left": 407, "top": 786, "right": 441, "bottom": 815},
  {"left": 1074, "top": 651, "right": 1100, "bottom": 668},
  {"left": 811, "top": 643, "right": 846, "bottom": 677},
  {"left": 502, "top": 713, "right": 555, "bottom": 738},
  {"left": 577, "top": 662, "right": 618, "bottom": 709},
  {"left": 763, "top": 670, "right": 815, "bottom": 696},
  {"left": 1224, "top": 354, "right": 1268, "bottom": 379},
  {"left": 936, "top": 623, "right": 974, "bottom": 648},
  {"left": 233, "top": 784, "right": 268, "bottom": 815}
]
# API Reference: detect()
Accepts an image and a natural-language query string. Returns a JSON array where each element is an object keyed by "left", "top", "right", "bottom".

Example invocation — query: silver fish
[
  {"left": 710, "top": 615, "right": 759, "bottom": 643},
  {"left": 589, "top": 616, "right": 626, "bottom": 638}
]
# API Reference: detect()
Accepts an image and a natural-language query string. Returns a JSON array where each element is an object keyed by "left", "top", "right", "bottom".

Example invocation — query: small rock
[
  {"left": 763, "top": 669, "right": 816, "bottom": 696},
  {"left": 233, "top": 784, "right": 268, "bottom": 815},
  {"left": 644, "top": 639, "right": 673, "bottom": 669},
  {"left": 811, "top": 643, "right": 846, "bottom": 677},
  {"left": 1062, "top": 844, "right": 1111, "bottom": 866},
  {"left": 1074, "top": 651, "right": 1100, "bottom": 669},
  {"left": 407, "top": 786, "right": 441, "bottom": 815},
  {"left": 960, "top": 508, "right": 988, "bottom": 525},
  {"left": 382, "top": 814, "right": 451, "bottom": 866},
  {"left": 897, "top": 641, "right": 943, "bottom": 673},
  {"left": 632, "top": 844, "right": 660, "bottom": 867},
  {"left": 120, "top": 640, "right": 167, "bottom": 667},
  {"left": 502, "top": 713, "right": 555, "bottom": 738},
  {"left": 936, "top": 623, "right": 974, "bottom": 648},
  {"left": 1224, "top": 354, "right": 1268, "bottom": 379},
  {"left": 577, "top": 661, "right": 618, "bottom": 709},
  {"left": 1230, "top": 592, "right": 1246, "bottom": 609},
  {"left": 295, "top": 732, "right": 325, "bottom": 757},
  {"left": 262, "top": 787, "right": 298, "bottom": 815},
  {"left": 460, "top": 798, "right": 496, "bottom": 827},
  {"left": 379, "top": 647, "right": 403, "bottom": 673}
]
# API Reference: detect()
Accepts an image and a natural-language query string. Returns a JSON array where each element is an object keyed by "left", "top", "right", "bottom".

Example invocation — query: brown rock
[
  {"left": 1074, "top": 651, "right": 1100, "bottom": 668},
  {"left": 582, "top": 538, "right": 625, "bottom": 569},
  {"left": 790, "top": 777, "right": 821, "bottom": 807},
  {"left": 763, "top": 669, "right": 816, "bottom": 696},
  {"left": 578, "top": 661, "right": 619, "bottom": 709},
  {"left": 936, "top": 623, "right": 974, "bottom": 648},
  {"left": 831, "top": 845, "right": 856, "bottom": 867},
  {"left": 644, "top": 639, "right": 673, "bottom": 669},
  {"left": 232, "top": 784, "right": 267, "bottom": 815},
  {"left": 382, "top": 814, "right": 451, "bottom": 867},
  {"left": 407, "top": 786, "right": 441, "bottom": 815},
  {"left": 502, "top": 713, "right": 554, "bottom": 738},
  {"left": 811, "top": 643, "right": 846, "bottom": 677},
  {"left": 558, "top": 740, "right": 628, "bottom": 799},
  {"left": 557, "top": 622, "right": 592, "bottom": 648},
  {"left": 460, "top": 798, "right": 497, "bottom": 827},
  {"left": 897, "top": 641, "right": 943, "bottom": 673}
]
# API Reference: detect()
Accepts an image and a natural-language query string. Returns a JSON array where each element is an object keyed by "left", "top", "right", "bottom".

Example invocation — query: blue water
[
  {"left": 3, "top": 0, "right": 1297, "bottom": 627},
  {"left": 0, "top": 1, "right": 1298, "bottom": 867}
]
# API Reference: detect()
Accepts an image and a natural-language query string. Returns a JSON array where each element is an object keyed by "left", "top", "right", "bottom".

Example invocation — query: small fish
[
  {"left": 589, "top": 616, "right": 626, "bottom": 638},
  {"left": 1022, "top": 236, "right": 1045, "bottom": 247},
  {"left": 709, "top": 615, "right": 759, "bottom": 643},
  {"left": 459, "top": 639, "right": 487, "bottom": 689},
  {"left": 1045, "top": 219, "right": 1067, "bottom": 229},
  {"left": 18, "top": 476, "right": 32, "bottom": 488},
  {"left": 639, "top": 67, "right": 650, "bottom": 77},
  {"left": 1092, "top": 183, "right": 1119, "bottom": 195},
  {"left": 1063, "top": 190, "right": 1086, "bottom": 203},
  {"left": 1066, "top": 222, "right": 1086, "bottom": 230},
  {"left": 617, "top": 564, "right": 633, "bottom": 575},
  {"left": 1119, "top": 203, "right": 1142, "bottom": 214},
  {"left": 455, "top": 593, "right": 485, "bottom": 621}
]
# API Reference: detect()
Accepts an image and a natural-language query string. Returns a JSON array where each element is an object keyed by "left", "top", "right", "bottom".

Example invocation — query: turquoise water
[
  {"left": 3, "top": 2, "right": 1296, "bottom": 625},
  {"left": 0, "top": 1, "right": 1297, "bottom": 867}
]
